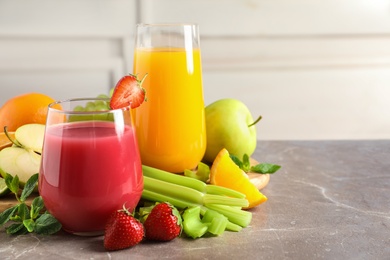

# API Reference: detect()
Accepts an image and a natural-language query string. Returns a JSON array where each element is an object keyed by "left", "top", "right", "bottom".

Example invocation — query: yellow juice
[{"left": 133, "top": 47, "right": 206, "bottom": 173}]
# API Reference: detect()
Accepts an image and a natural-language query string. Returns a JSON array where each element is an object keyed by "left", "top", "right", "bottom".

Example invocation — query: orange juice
[{"left": 133, "top": 47, "right": 206, "bottom": 173}]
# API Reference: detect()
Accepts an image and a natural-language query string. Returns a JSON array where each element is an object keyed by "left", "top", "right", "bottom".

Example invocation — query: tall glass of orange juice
[{"left": 133, "top": 23, "right": 206, "bottom": 173}]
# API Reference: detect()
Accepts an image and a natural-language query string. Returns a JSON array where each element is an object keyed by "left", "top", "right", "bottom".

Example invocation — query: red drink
[{"left": 39, "top": 121, "right": 143, "bottom": 235}]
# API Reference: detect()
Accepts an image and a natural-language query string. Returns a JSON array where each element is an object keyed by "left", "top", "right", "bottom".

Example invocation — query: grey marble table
[{"left": 1, "top": 140, "right": 389, "bottom": 259}]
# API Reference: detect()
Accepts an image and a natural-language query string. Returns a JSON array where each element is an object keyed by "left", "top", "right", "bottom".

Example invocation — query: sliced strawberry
[
  {"left": 143, "top": 202, "right": 182, "bottom": 241},
  {"left": 104, "top": 207, "right": 144, "bottom": 251},
  {"left": 110, "top": 74, "right": 147, "bottom": 109}
]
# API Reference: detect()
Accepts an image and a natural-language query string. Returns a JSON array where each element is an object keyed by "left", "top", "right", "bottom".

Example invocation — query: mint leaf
[
  {"left": 6, "top": 223, "right": 27, "bottom": 235},
  {"left": 6, "top": 174, "right": 20, "bottom": 195},
  {"left": 20, "top": 173, "right": 38, "bottom": 202},
  {"left": 23, "top": 219, "right": 36, "bottom": 232},
  {"left": 35, "top": 213, "right": 62, "bottom": 235},
  {"left": 250, "top": 163, "right": 281, "bottom": 174},
  {"left": 31, "top": 196, "right": 44, "bottom": 219},
  {"left": 0, "top": 205, "right": 18, "bottom": 226},
  {"left": 0, "top": 173, "right": 62, "bottom": 236},
  {"left": 18, "top": 203, "right": 30, "bottom": 221},
  {"left": 242, "top": 154, "right": 251, "bottom": 172},
  {"left": 4, "top": 173, "right": 13, "bottom": 189},
  {"left": 230, "top": 154, "right": 243, "bottom": 169}
]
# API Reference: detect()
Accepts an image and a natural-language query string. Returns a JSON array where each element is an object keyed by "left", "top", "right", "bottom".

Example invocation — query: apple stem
[
  {"left": 3, "top": 126, "right": 22, "bottom": 148},
  {"left": 248, "top": 115, "right": 262, "bottom": 127}
]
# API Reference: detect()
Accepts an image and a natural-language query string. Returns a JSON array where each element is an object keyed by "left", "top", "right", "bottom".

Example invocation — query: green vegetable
[
  {"left": 230, "top": 154, "right": 281, "bottom": 174},
  {"left": 0, "top": 173, "right": 62, "bottom": 235},
  {"left": 184, "top": 162, "right": 210, "bottom": 182},
  {"left": 182, "top": 206, "right": 209, "bottom": 239},
  {"left": 142, "top": 165, "right": 252, "bottom": 238}
]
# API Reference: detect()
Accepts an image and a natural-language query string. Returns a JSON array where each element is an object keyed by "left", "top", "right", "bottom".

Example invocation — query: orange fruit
[
  {"left": 0, "top": 93, "right": 56, "bottom": 132},
  {"left": 210, "top": 148, "right": 267, "bottom": 209},
  {"left": 0, "top": 131, "right": 15, "bottom": 151}
]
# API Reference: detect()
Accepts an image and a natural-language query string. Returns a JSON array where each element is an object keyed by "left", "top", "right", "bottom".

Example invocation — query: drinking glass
[
  {"left": 39, "top": 98, "right": 143, "bottom": 236},
  {"left": 133, "top": 23, "right": 206, "bottom": 173}
]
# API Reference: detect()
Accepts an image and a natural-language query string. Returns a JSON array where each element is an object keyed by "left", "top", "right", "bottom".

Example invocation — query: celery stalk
[
  {"left": 206, "top": 185, "right": 246, "bottom": 199},
  {"left": 142, "top": 189, "right": 198, "bottom": 209},
  {"left": 182, "top": 206, "right": 209, "bottom": 239},
  {"left": 205, "top": 204, "right": 252, "bottom": 228},
  {"left": 203, "top": 194, "right": 249, "bottom": 208},
  {"left": 202, "top": 209, "right": 228, "bottom": 235},
  {"left": 143, "top": 165, "right": 206, "bottom": 192},
  {"left": 143, "top": 176, "right": 204, "bottom": 205},
  {"left": 141, "top": 164, "right": 253, "bottom": 236},
  {"left": 226, "top": 222, "right": 242, "bottom": 232}
]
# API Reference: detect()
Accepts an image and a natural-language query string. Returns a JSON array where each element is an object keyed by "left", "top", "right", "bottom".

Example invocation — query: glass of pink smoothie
[{"left": 39, "top": 98, "right": 143, "bottom": 236}]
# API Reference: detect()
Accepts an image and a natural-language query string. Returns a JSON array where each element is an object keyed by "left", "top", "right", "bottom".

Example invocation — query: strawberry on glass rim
[{"left": 110, "top": 73, "right": 147, "bottom": 109}]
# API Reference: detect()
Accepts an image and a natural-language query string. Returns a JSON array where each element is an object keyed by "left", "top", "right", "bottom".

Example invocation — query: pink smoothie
[{"left": 39, "top": 121, "right": 143, "bottom": 234}]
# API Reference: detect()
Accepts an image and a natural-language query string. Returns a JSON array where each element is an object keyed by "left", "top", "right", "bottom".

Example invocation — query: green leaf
[
  {"left": 0, "top": 205, "right": 18, "bottom": 226},
  {"left": 250, "top": 163, "right": 281, "bottom": 174},
  {"left": 23, "top": 219, "right": 36, "bottom": 233},
  {"left": 242, "top": 154, "right": 251, "bottom": 172},
  {"left": 31, "top": 196, "right": 44, "bottom": 219},
  {"left": 17, "top": 203, "right": 30, "bottom": 221},
  {"left": 8, "top": 174, "right": 20, "bottom": 194},
  {"left": 4, "top": 173, "right": 14, "bottom": 189},
  {"left": 20, "top": 173, "right": 39, "bottom": 202},
  {"left": 6, "top": 223, "right": 27, "bottom": 235},
  {"left": 184, "top": 162, "right": 210, "bottom": 183},
  {"left": 34, "top": 213, "right": 62, "bottom": 235},
  {"left": 229, "top": 154, "right": 243, "bottom": 169}
]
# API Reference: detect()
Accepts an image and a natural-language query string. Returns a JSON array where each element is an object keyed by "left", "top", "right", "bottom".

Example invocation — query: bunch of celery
[{"left": 141, "top": 165, "right": 252, "bottom": 238}]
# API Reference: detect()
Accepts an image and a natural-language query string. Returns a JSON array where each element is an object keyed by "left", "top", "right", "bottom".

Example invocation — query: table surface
[{"left": 1, "top": 140, "right": 389, "bottom": 260}]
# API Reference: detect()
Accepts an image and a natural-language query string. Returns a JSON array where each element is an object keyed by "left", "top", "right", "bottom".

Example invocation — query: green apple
[
  {"left": 203, "top": 99, "right": 261, "bottom": 163},
  {"left": 0, "top": 124, "right": 45, "bottom": 186}
]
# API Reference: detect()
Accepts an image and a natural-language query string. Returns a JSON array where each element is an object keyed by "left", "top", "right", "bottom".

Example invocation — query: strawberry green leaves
[
  {"left": 0, "top": 173, "right": 62, "bottom": 235},
  {"left": 230, "top": 154, "right": 281, "bottom": 174}
]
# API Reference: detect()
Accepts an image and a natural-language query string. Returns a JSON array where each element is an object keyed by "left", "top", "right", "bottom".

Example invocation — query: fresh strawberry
[
  {"left": 110, "top": 73, "right": 147, "bottom": 109},
  {"left": 104, "top": 207, "right": 144, "bottom": 251},
  {"left": 143, "top": 202, "right": 182, "bottom": 241}
]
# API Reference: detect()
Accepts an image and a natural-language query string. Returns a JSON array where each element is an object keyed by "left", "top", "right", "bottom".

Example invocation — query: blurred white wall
[{"left": 1, "top": 0, "right": 390, "bottom": 140}]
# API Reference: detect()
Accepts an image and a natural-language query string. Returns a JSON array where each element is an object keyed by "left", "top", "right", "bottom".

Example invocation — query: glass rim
[
  {"left": 136, "top": 23, "right": 198, "bottom": 27},
  {"left": 48, "top": 97, "right": 131, "bottom": 115}
]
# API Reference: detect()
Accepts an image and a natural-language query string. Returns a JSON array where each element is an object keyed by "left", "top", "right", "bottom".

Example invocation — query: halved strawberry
[{"left": 110, "top": 74, "right": 147, "bottom": 109}]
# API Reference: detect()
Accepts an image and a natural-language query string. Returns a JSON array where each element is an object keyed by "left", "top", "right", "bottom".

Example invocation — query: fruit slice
[
  {"left": 0, "top": 124, "right": 45, "bottom": 186},
  {"left": 0, "top": 177, "right": 10, "bottom": 197},
  {"left": 15, "top": 124, "right": 45, "bottom": 154},
  {"left": 110, "top": 74, "right": 147, "bottom": 109},
  {"left": 210, "top": 148, "right": 267, "bottom": 209},
  {"left": 0, "top": 147, "right": 41, "bottom": 185}
]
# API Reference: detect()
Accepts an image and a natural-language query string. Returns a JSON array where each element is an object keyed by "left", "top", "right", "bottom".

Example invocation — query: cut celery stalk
[
  {"left": 142, "top": 189, "right": 198, "bottom": 209},
  {"left": 143, "top": 176, "right": 204, "bottom": 205},
  {"left": 200, "top": 208, "right": 242, "bottom": 232},
  {"left": 184, "top": 162, "right": 210, "bottom": 182},
  {"left": 143, "top": 165, "right": 206, "bottom": 192},
  {"left": 226, "top": 222, "right": 242, "bottom": 232},
  {"left": 205, "top": 185, "right": 246, "bottom": 199},
  {"left": 206, "top": 204, "right": 252, "bottom": 228},
  {"left": 202, "top": 209, "right": 228, "bottom": 236},
  {"left": 182, "top": 206, "right": 209, "bottom": 239},
  {"left": 203, "top": 194, "right": 249, "bottom": 208},
  {"left": 208, "top": 215, "right": 228, "bottom": 235},
  {"left": 143, "top": 165, "right": 245, "bottom": 199},
  {"left": 141, "top": 165, "right": 253, "bottom": 232}
]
